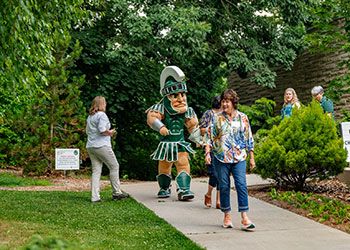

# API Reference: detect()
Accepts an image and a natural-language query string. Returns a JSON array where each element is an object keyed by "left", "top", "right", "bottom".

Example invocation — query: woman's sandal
[
  {"left": 204, "top": 194, "right": 211, "bottom": 208},
  {"left": 241, "top": 220, "right": 255, "bottom": 231}
]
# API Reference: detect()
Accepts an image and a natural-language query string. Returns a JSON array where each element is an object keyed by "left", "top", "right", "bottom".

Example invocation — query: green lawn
[
  {"left": 0, "top": 173, "right": 51, "bottom": 187},
  {"left": 0, "top": 190, "right": 203, "bottom": 249}
]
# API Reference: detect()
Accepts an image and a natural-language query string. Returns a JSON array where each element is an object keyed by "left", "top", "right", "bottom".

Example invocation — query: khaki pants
[{"left": 87, "top": 146, "right": 122, "bottom": 202}]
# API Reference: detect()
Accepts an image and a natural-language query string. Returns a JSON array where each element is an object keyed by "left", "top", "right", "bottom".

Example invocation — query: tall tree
[
  {"left": 0, "top": 0, "right": 91, "bottom": 172},
  {"left": 0, "top": 0, "right": 87, "bottom": 117}
]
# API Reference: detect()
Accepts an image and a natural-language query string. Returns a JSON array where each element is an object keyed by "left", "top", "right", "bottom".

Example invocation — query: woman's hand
[
  {"left": 110, "top": 129, "right": 117, "bottom": 137},
  {"left": 101, "top": 129, "right": 116, "bottom": 137},
  {"left": 249, "top": 150, "right": 255, "bottom": 172},
  {"left": 249, "top": 157, "right": 255, "bottom": 172}
]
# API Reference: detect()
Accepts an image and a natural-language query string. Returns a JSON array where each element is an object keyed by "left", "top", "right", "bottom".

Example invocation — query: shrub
[
  {"left": 239, "top": 97, "right": 279, "bottom": 133},
  {"left": 255, "top": 100, "right": 347, "bottom": 190},
  {"left": 187, "top": 148, "right": 207, "bottom": 177},
  {"left": 24, "top": 235, "right": 77, "bottom": 250},
  {"left": 0, "top": 125, "right": 21, "bottom": 167}
]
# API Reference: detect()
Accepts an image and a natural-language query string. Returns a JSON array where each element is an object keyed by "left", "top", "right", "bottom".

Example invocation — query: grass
[
  {"left": 0, "top": 173, "right": 51, "bottom": 187},
  {"left": 0, "top": 190, "right": 203, "bottom": 250}
]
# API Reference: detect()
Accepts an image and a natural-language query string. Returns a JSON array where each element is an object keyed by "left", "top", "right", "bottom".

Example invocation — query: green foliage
[
  {"left": 269, "top": 188, "right": 350, "bottom": 226},
  {"left": 1, "top": 0, "right": 314, "bottom": 179},
  {"left": 0, "top": 173, "right": 51, "bottom": 187},
  {"left": 0, "top": 126, "right": 21, "bottom": 166},
  {"left": 195, "top": 0, "right": 310, "bottom": 87},
  {"left": 255, "top": 101, "right": 347, "bottom": 190},
  {"left": 0, "top": 0, "right": 94, "bottom": 174},
  {"left": 305, "top": 0, "right": 349, "bottom": 53},
  {"left": 24, "top": 235, "right": 77, "bottom": 250},
  {"left": 327, "top": 71, "right": 350, "bottom": 101},
  {"left": 0, "top": 190, "right": 202, "bottom": 249},
  {"left": 72, "top": 1, "right": 313, "bottom": 180},
  {"left": 239, "top": 97, "right": 279, "bottom": 133},
  {"left": 0, "top": 0, "right": 88, "bottom": 118},
  {"left": 74, "top": 0, "right": 217, "bottom": 179},
  {"left": 188, "top": 148, "right": 207, "bottom": 177},
  {"left": 8, "top": 35, "right": 88, "bottom": 175},
  {"left": 305, "top": 0, "right": 350, "bottom": 104}
]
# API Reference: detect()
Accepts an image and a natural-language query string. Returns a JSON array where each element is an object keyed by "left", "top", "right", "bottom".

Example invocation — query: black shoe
[{"left": 112, "top": 193, "right": 129, "bottom": 200}]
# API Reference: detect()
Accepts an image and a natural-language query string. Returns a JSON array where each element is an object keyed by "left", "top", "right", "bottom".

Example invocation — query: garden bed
[{"left": 249, "top": 178, "right": 350, "bottom": 234}]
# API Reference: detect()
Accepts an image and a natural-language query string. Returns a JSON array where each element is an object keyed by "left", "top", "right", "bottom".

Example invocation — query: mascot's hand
[{"left": 159, "top": 127, "right": 169, "bottom": 136}]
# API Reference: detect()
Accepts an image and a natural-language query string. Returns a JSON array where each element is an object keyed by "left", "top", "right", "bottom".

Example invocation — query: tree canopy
[
  {"left": 3, "top": 0, "right": 348, "bottom": 179},
  {"left": 73, "top": 0, "right": 314, "bottom": 179},
  {"left": 0, "top": 0, "right": 88, "bottom": 118}
]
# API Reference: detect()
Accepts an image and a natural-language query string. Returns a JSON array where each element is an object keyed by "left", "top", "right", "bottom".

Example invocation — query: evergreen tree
[
  {"left": 11, "top": 35, "right": 87, "bottom": 175},
  {"left": 255, "top": 101, "right": 347, "bottom": 190}
]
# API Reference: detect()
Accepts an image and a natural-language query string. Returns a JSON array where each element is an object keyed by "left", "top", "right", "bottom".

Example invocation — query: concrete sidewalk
[{"left": 122, "top": 175, "right": 350, "bottom": 250}]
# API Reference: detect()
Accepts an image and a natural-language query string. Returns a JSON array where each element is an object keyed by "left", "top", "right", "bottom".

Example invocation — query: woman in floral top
[{"left": 205, "top": 89, "right": 255, "bottom": 231}]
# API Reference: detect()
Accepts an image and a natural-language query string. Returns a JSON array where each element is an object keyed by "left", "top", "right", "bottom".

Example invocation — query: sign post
[
  {"left": 55, "top": 149, "right": 80, "bottom": 176},
  {"left": 340, "top": 122, "right": 350, "bottom": 162}
]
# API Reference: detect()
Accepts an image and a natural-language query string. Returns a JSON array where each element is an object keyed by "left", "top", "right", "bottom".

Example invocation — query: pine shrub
[{"left": 255, "top": 101, "right": 347, "bottom": 190}]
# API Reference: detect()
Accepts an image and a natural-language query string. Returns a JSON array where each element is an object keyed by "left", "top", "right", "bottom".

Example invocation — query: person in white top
[{"left": 86, "top": 96, "right": 128, "bottom": 202}]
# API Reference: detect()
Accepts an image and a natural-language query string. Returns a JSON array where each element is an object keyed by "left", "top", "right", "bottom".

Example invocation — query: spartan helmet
[{"left": 160, "top": 66, "right": 187, "bottom": 96}]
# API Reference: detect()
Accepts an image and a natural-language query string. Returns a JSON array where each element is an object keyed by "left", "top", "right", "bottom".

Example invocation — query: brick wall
[{"left": 229, "top": 50, "right": 350, "bottom": 116}]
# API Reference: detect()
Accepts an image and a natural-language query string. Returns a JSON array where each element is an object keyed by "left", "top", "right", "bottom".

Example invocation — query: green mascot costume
[{"left": 146, "top": 66, "right": 199, "bottom": 201}]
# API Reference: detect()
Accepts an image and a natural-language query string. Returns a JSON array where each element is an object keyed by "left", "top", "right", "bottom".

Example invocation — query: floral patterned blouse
[
  {"left": 199, "top": 109, "right": 215, "bottom": 129},
  {"left": 208, "top": 111, "right": 254, "bottom": 163}
]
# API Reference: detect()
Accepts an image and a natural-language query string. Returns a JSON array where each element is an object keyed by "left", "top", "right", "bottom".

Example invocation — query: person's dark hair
[
  {"left": 221, "top": 89, "right": 239, "bottom": 109},
  {"left": 211, "top": 95, "right": 221, "bottom": 109}
]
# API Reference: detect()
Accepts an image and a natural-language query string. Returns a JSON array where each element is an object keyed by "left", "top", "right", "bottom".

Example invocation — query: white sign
[
  {"left": 340, "top": 122, "right": 350, "bottom": 162},
  {"left": 55, "top": 148, "right": 80, "bottom": 170}
]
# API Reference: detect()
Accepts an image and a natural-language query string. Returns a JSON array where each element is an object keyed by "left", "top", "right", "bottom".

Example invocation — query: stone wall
[{"left": 229, "top": 50, "right": 350, "bottom": 116}]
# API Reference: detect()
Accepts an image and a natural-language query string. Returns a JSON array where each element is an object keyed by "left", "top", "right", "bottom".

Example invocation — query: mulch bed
[{"left": 249, "top": 178, "right": 350, "bottom": 234}]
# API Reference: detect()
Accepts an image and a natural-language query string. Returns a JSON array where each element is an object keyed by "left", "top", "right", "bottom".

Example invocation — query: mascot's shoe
[
  {"left": 176, "top": 171, "right": 194, "bottom": 201},
  {"left": 178, "top": 190, "right": 194, "bottom": 201},
  {"left": 157, "top": 188, "right": 171, "bottom": 198},
  {"left": 156, "top": 173, "right": 172, "bottom": 198}
]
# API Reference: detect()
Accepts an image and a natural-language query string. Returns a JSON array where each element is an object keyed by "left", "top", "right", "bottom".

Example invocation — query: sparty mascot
[{"left": 146, "top": 66, "right": 199, "bottom": 201}]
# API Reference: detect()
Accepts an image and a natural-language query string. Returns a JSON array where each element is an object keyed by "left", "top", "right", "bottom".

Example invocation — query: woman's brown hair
[
  {"left": 89, "top": 96, "right": 106, "bottom": 115},
  {"left": 221, "top": 89, "right": 239, "bottom": 109}
]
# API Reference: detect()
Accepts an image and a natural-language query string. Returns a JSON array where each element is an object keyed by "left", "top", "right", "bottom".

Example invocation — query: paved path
[{"left": 122, "top": 175, "right": 350, "bottom": 250}]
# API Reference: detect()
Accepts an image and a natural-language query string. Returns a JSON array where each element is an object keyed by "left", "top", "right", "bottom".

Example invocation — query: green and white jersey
[{"left": 146, "top": 103, "right": 197, "bottom": 162}]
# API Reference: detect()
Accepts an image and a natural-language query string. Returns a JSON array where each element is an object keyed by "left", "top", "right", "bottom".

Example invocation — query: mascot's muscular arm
[{"left": 147, "top": 110, "right": 169, "bottom": 136}]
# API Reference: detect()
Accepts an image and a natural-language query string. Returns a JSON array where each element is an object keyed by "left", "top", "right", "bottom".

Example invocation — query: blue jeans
[{"left": 213, "top": 157, "right": 249, "bottom": 213}]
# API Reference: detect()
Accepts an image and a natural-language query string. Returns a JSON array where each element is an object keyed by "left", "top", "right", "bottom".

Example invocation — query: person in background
[
  {"left": 281, "top": 88, "right": 301, "bottom": 119},
  {"left": 206, "top": 89, "right": 255, "bottom": 231},
  {"left": 86, "top": 96, "right": 129, "bottom": 203},
  {"left": 311, "top": 85, "right": 334, "bottom": 118},
  {"left": 200, "top": 95, "right": 221, "bottom": 209}
]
